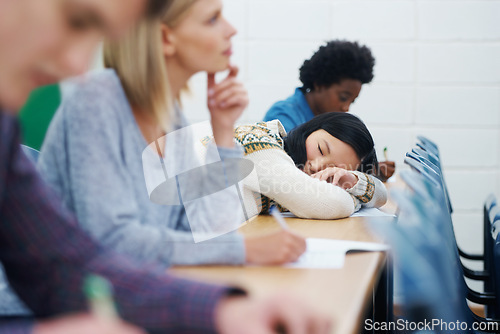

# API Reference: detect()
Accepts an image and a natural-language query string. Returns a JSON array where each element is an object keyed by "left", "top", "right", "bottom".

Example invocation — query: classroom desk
[{"left": 170, "top": 204, "right": 397, "bottom": 333}]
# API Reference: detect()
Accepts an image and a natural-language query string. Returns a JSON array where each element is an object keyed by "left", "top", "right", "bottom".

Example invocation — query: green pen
[
  {"left": 383, "top": 147, "right": 389, "bottom": 161},
  {"left": 83, "top": 274, "right": 119, "bottom": 320}
]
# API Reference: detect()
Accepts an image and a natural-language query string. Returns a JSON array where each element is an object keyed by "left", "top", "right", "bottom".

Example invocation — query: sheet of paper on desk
[
  {"left": 351, "top": 207, "right": 395, "bottom": 218},
  {"left": 285, "top": 238, "right": 389, "bottom": 269},
  {"left": 279, "top": 212, "right": 298, "bottom": 218}
]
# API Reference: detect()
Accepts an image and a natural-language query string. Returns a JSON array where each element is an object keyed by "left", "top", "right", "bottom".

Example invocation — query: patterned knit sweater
[{"left": 202, "top": 120, "right": 387, "bottom": 220}]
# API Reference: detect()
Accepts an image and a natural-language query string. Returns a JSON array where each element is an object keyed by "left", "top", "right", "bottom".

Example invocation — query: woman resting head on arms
[
  {"left": 39, "top": 0, "right": 305, "bottom": 268},
  {"left": 263, "top": 40, "right": 395, "bottom": 181},
  {"left": 231, "top": 112, "right": 387, "bottom": 220}
]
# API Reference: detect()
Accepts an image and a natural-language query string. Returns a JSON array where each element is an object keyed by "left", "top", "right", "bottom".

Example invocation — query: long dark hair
[{"left": 284, "top": 112, "right": 378, "bottom": 175}]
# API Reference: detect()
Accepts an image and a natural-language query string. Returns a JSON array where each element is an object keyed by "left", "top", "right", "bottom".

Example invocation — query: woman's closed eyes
[{"left": 318, "top": 143, "right": 324, "bottom": 156}]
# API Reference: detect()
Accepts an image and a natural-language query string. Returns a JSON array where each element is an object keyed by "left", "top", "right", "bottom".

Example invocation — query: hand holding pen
[
  {"left": 244, "top": 206, "right": 306, "bottom": 265},
  {"left": 378, "top": 147, "right": 396, "bottom": 181}
]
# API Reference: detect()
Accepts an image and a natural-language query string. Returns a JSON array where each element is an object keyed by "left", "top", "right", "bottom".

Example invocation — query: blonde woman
[{"left": 38, "top": 0, "right": 306, "bottom": 266}]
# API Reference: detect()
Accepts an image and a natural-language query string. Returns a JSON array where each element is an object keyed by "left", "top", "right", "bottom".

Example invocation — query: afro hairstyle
[{"left": 299, "top": 40, "right": 375, "bottom": 92}]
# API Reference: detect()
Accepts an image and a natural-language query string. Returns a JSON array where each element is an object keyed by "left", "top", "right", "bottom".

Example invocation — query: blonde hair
[{"left": 103, "top": 0, "right": 198, "bottom": 131}]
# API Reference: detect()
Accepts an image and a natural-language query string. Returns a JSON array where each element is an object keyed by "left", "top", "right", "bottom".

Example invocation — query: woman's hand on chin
[
  {"left": 311, "top": 167, "right": 358, "bottom": 190},
  {"left": 207, "top": 65, "right": 248, "bottom": 147}
]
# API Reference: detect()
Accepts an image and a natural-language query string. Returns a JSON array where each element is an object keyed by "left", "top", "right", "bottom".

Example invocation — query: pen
[
  {"left": 83, "top": 274, "right": 119, "bottom": 320},
  {"left": 270, "top": 206, "right": 289, "bottom": 230},
  {"left": 383, "top": 147, "right": 389, "bottom": 161}
]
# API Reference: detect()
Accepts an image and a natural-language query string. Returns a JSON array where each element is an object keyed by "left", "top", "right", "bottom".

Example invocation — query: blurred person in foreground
[{"left": 0, "top": 0, "right": 330, "bottom": 333}]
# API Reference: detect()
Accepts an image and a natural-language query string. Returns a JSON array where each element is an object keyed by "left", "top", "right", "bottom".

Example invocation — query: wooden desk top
[{"left": 170, "top": 214, "right": 394, "bottom": 334}]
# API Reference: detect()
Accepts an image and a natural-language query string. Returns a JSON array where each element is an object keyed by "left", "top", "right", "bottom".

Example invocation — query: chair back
[
  {"left": 406, "top": 150, "right": 454, "bottom": 214},
  {"left": 370, "top": 185, "right": 470, "bottom": 331},
  {"left": 417, "top": 135, "right": 440, "bottom": 157},
  {"left": 412, "top": 147, "right": 440, "bottom": 168},
  {"left": 406, "top": 152, "right": 441, "bottom": 175}
]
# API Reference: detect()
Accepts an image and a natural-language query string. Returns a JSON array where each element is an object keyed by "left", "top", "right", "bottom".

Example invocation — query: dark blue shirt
[{"left": 263, "top": 88, "right": 315, "bottom": 133}]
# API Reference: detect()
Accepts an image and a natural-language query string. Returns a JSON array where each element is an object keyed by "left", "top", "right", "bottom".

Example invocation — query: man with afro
[{"left": 264, "top": 40, "right": 375, "bottom": 132}]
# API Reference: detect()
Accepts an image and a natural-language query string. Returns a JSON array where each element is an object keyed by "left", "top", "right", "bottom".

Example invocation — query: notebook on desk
[
  {"left": 279, "top": 207, "right": 395, "bottom": 219},
  {"left": 285, "top": 238, "right": 389, "bottom": 269}
]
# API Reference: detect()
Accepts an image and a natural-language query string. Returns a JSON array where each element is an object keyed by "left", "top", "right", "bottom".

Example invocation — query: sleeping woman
[{"left": 204, "top": 112, "right": 388, "bottom": 220}]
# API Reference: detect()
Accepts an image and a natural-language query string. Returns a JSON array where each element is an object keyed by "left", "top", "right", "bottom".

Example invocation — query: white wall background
[{"left": 182, "top": 0, "right": 500, "bottom": 273}]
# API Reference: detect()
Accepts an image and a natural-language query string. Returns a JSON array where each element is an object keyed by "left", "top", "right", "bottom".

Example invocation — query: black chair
[
  {"left": 410, "top": 143, "right": 483, "bottom": 263},
  {"left": 402, "top": 159, "right": 496, "bottom": 308},
  {"left": 371, "top": 170, "right": 500, "bottom": 333}
]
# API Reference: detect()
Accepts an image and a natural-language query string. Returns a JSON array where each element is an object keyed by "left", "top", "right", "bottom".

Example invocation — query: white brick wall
[
  {"left": 249, "top": 1, "right": 331, "bottom": 40},
  {"left": 418, "top": 1, "right": 500, "bottom": 40},
  {"left": 418, "top": 44, "right": 500, "bottom": 83},
  {"left": 179, "top": 0, "right": 500, "bottom": 254},
  {"left": 331, "top": 1, "right": 416, "bottom": 40}
]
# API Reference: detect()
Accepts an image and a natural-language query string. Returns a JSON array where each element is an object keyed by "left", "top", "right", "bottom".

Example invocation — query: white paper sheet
[
  {"left": 279, "top": 212, "right": 298, "bottom": 218},
  {"left": 278, "top": 207, "right": 395, "bottom": 219},
  {"left": 285, "top": 238, "right": 389, "bottom": 269}
]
